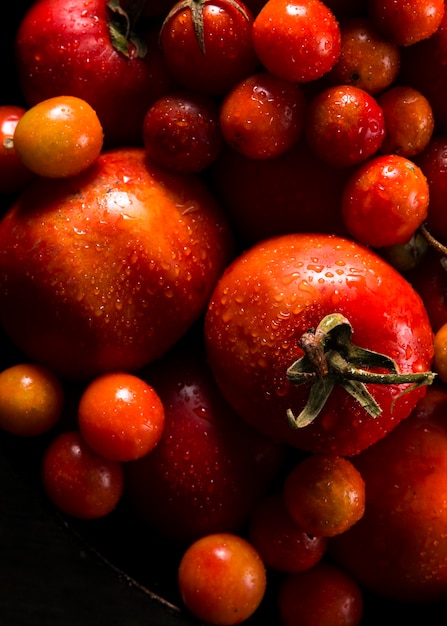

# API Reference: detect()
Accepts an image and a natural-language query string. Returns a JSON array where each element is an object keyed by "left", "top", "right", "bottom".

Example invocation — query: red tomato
[
  {"left": 414, "top": 134, "right": 447, "bottom": 242},
  {"left": 78, "top": 372, "right": 165, "bottom": 462},
  {"left": 252, "top": 0, "right": 341, "bottom": 83},
  {"left": 204, "top": 233, "right": 435, "bottom": 456},
  {"left": 278, "top": 562, "right": 364, "bottom": 626},
  {"left": 330, "top": 385, "right": 447, "bottom": 603},
  {"left": 0, "top": 105, "right": 35, "bottom": 194},
  {"left": 41, "top": 430, "right": 124, "bottom": 519},
  {"left": 178, "top": 532, "right": 267, "bottom": 625},
  {"left": 159, "top": 0, "right": 259, "bottom": 95},
  {"left": 367, "top": 0, "right": 445, "bottom": 46},
  {"left": 304, "top": 84, "right": 386, "bottom": 168},
  {"left": 124, "top": 339, "right": 285, "bottom": 543},
  {"left": 341, "top": 154, "right": 429, "bottom": 247},
  {"left": 14, "top": 0, "right": 176, "bottom": 146},
  {"left": 0, "top": 147, "right": 234, "bottom": 380},
  {"left": 248, "top": 491, "right": 328, "bottom": 573}
]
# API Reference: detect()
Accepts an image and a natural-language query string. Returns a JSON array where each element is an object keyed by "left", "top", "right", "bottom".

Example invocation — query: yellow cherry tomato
[{"left": 13, "top": 95, "right": 103, "bottom": 178}]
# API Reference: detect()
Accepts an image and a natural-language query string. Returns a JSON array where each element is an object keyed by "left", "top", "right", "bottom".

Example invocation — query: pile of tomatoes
[{"left": 4, "top": 0, "right": 447, "bottom": 624}]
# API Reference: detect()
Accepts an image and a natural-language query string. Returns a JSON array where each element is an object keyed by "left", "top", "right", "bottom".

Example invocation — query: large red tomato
[
  {"left": 0, "top": 147, "right": 234, "bottom": 381},
  {"left": 204, "top": 233, "right": 434, "bottom": 456},
  {"left": 330, "top": 384, "right": 447, "bottom": 603},
  {"left": 14, "top": 0, "right": 176, "bottom": 146}
]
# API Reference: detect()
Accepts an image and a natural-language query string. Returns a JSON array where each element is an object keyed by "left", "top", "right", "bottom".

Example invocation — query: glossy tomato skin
[
  {"left": 14, "top": 0, "right": 176, "bottom": 146},
  {"left": 0, "top": 147, "right": 234, "bottom": 381},
  {"left": 330, "top": 385, "right": 447, "bottom": 603},
  {"left": 124, "top": 341, "right": 285, "bottom": 544},
  {"left": 204, "top": 233, "right": 434, "bottom": 456},
  {"left": 252, "top": 0, "right": 341, "bottom": 83}
]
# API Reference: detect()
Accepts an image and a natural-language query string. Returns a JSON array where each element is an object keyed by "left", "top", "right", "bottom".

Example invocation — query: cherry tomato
[
  {"left": 326, "top": 16, "right": 401, "bottom": 95},
  {"left": 0, "top": 105, "right": 35, "bottom": 194},
  {"left": 378, "top": 86, "right": 434, "bottom": 157},
  {"left": 13, "top": 96, "right": 104, "bottom": 178},
  {"left": 177, "top": 532, "right": 267, "bottom": 625},
  {"left": 78, "top": 372, "right": 165, "bottom": 462},
  {"left": 283, "top": 454, "right": 365, "bottom": 537},
  {"left": 142, "top": 91, "right": 223, "bottom": 173},
  {"left": 342, "top": 154, "right": 429, "bottom": 247},
  {"left": 252, "top": 0, "right": 341, "bottom": 83},
  {"left": 278, "top": 562, "right": 364, "bottom": 626},
  {"left": 330, "top": 385, "right": 447, "bottom": 603},
  {"left": 159, "top": 0, "right": 259, "bottom": 95},
  {"left": 414, "top": 134, "right": 447, "bottom": 243},
  {"left": 367, "top": 0, "right": 445, "bottom": 46},
  {"left": 433, "top": 322, "right": 447, "bottom": 383},
  {"left": 0, "top": 363, "right": 64, "bottom": 437},
  {"left": 407, "top": 248, "right": 447, "bottom": 333},
  {"left": 304, "top": 84, "right": 385, "bottom": 168},
  {"left": 41, "top": 430, "right": 124, "bottom": 519},
  {"left": 204, "top": 232, "right": 434, "bottom": 456},
  {"left": 219, "top": 71, "right": 306, "bottom": 159},
  {"left": 248, "top": 491, "right": 327, "bottom": 573}
]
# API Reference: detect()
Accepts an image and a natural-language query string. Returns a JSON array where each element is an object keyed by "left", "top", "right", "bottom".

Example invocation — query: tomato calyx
[
  {"left": 161, "top": 0, "right": 252, "bottom": 54},
  {"left": 286, "top": 313, "right": 435, "bottom": 429},
  {"left": 106, "top": 0, "right": 148, "bottom": 59}
]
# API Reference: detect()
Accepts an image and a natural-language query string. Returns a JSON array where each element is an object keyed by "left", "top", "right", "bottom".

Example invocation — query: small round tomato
[
  {"left": 248, "top": 492, "right": 328, "bottom": 573},
  {"left": 278, "top": 562, "right": 364, "bottom": 626},
  {"left": 142, "top": 91, "right": 223, "bottom": 173},
  {"left": 78, "top": 372, "right": 165, "bottom": 462},
  {"left": 219, "top": 71, "right": 305, "bottom": 159},
  {"left": 342, "top": 154, "right": 429, "bottom": 247},
  {"left": 41, "top": 430, "right": 124, "bottom": 519},
  {"left": 0, "top": 105, "right": 35, "bottom": 194},
  {"left": 0, "top": 363, "right": 64, "bottom": 437},
  {"left": 283, "top": 455, "right": 365, "bottom": 537},
  {"left": 178, "top": 532, "right": 267, "bottom": 625},
  {"left": 433, "top": 322, "right": 447, "bottom": 383},
  {"left": 326, "top": 17, "right": 400, "bottom": 95},
  {"left": 378, "top": 86, "right": 434, "bottom": 157},
  {"left": 13, "top": 96, "right": 104, "bottom": 178},
  {"left": 159, "top": 0, "right": 259, "bottom": 95},
  {"left": 414, "top": 135, "right": 447, "bottom": 243},
  {"left": 252, "top": 0, "right": 341, "bottom": 83},
  {"left": 368, "top": 0, "right": 445, "bottom": 46},
  {"left": 304, "top": 84, "right": 385, "bottom": 168}
]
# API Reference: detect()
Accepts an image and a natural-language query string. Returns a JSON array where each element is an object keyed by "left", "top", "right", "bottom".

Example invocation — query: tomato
[
  {"left": 414, "top": 134, "right": 447, "bottom": 243},
  {"left": 0, "top": 105, "right": 35, "bottom": 195},
  {"left": 326, "top": 16, "right": 401, "bottom": 95},
  {"left": 15, "top": 0, "right": 176, "bottom": 146},
  {"left": 77, "top": 371, "right": 165, "bottom": 461},
  {"left": 304, "top": 84, "right": 385, "bottom": 168},
  {"left": 124, "top": 339, "right": 285, "bottom": 543},
  {"left": 377, "top": 86, "right": 434, "bottom": 157},
  {"left": 433, "top": 322, "right": 447, "bottom": 383},
  {"left": 41, "top": 430, "right": 124, "bottom": 519},
  {"left": 0, "top": 147, "right": 234, "bottom": 380},
  {"left": 252, "top": 0, "right": 341, "bottom": 83},
  {"left": 159, "top": 0, "right": 259, "bottom": 95},
  {"left": 13, "top": 96, "right": 104, "bottom": 178},
  {"left": 177, "top": 532, "right": 267, "bottom": 625},
  {"left": 367, "top": 0, "right": 445, "bottom": 46},
  {"left": 407, "top": 248, "right": 447, "bottom": 334},
  {"left": 248, "top": 491, "right": 328, "bottom": 573},
  {"left": 341, "top": 154, "right": 429, "bottom": 247},
  {"left": 219, "top": 71, "right": 306, "bottom": 159},
  {"left": 278, "top": 562, "right": 364, "bottom": 626},
  {"left": 204, "top": 233, "right": 434, "bottom": 456},
  {"left": 142, "top": 91, "right": 223, "bottom": 173},
  {"left": 210, "top": 141, "right": 351, "bottom": 247},
  {"left": 0, "top": 363, "right": 64, "bottom": 437},
  {"left": 282, "top": 454, "right": 365, "bottom": 537},
  {"left": 330, "top": 385, "right": 447, "bottom": 603}
]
